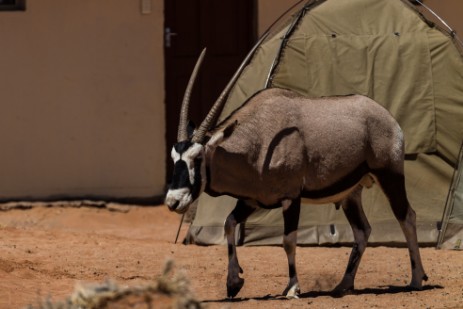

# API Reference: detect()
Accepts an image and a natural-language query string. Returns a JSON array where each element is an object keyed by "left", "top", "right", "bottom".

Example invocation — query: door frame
[{"left": 163, "top": 0, "right": 258, "bottom": 185}]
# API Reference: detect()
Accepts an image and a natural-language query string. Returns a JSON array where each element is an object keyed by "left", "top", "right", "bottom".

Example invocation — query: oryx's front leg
[
  {"left": 224, "top": 199, "right": 255, "bottom": 298},
  {"left": 333, "top": 186, "right": 371, "bottom": 296},
  {"left": 282, "top": 198, "right": 301, "bottom": 298}
]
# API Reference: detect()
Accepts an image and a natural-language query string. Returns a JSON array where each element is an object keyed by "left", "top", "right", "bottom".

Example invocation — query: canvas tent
[{"left": 184, "top": 0, "right": 463, "bottom": 249}]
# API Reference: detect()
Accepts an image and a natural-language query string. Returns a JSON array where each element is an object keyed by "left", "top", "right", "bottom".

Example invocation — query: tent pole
[
  {"left": 415, "top": 0, "right": 454, "bottom": 35},
  {"left": 265, "top": 5, "right": 307, "bottom": 88},
  {"left": 415, "top": 0, "right": 463, "bottom": 49},
  {"left": 264, "top": 0, "right": 327, "bottom": 88},
  {"left": 174, "top": 213, "right": 185, "bottom": 244}
]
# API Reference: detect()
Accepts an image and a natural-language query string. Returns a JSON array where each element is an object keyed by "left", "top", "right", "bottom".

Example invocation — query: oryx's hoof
[
  {"left": 332, "top": 282, "right": 354, "bottom": 298},
  {"left": 283, "top": 283, "right": 300, "bottom": 299},
  {"left": 227, "top": 277, "right": 244, "bottom": 298},
  {"left": 408, "top": 273, "right": 429, "bottom": 291}
]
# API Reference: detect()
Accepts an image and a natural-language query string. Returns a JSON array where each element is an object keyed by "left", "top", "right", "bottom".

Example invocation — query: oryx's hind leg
[
  {"left": 225, "top": 199, "right": 255, "bottom": 298},
  {"left": 374, "top": 169, "right": 428, "bottom": 289},
  {"left": 333, "top": 186, "right": 371, "bottom": 296},
  {"left": 282, "top": 197, "right": 301, "bottom": 298}
]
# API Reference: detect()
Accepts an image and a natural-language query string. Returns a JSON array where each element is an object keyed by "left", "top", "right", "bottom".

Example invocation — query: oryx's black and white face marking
[{"left": 165, "top": 141, "right": 206, "bottom": 214}]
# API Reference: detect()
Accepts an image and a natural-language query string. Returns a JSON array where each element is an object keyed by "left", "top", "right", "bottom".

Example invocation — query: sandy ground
[{"left": 0, "top": 203, "right": 461, "bottom": 308}]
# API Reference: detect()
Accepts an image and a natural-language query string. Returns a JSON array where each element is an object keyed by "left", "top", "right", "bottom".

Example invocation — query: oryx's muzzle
[{"left": 165, "top": 187, "right": 193, "bottom": 214}]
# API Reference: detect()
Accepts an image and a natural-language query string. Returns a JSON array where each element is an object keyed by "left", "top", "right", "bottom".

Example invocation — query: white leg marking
[
  {"left": 286, "top": 283, "right": 300, "bottom": 299},
  {"left": 282, "top": 199, "right": 292, "bottom": 211}
]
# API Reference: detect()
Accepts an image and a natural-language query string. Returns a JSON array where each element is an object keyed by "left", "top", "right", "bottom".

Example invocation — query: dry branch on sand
[{"left": 26, "top": 260, "right": 201, "bottom": 309}]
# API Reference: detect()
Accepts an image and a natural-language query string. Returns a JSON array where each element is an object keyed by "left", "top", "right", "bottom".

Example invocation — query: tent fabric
[{"left": 186, "top": 0, "right": 463, "bottom": 248}]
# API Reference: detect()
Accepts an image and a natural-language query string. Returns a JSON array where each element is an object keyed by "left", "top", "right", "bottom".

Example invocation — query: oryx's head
[
  {"left": 165, "top": 139, "right": 206, "bottom": 214},
  {"left": 165, "top": 40, "right": 262, "bottom": 213},
  {"left": 165, "top": 48, "right": 229, "bottom": 213}
]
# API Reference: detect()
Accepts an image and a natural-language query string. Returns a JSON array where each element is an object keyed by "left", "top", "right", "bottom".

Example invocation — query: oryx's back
[{"left": 209, "top": 88, "right": 404, "bottom": 205}]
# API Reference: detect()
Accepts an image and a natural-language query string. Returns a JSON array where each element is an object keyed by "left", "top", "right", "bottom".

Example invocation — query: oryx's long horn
[
  {"left": 178, "top": 48, "right": 207, "bottom": 142},
  {"left": 191, "top": 33, "right": 269, "bottom": 144}
]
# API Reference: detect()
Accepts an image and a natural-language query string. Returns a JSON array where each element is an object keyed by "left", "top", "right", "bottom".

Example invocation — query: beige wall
[
  {"left": 0, "top": 0, "right": 165, "bottom": 201},
  {"left": 258, "top": 0, "right": 301, "bottom": 35},
  {"left": 426, "top": 0, "right": 463, "bottom": 36}
]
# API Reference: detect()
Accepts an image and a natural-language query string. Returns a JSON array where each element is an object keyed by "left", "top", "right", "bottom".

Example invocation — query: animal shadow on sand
[{"left": 201, "top": 284, "right": 443, "bottom": 304}]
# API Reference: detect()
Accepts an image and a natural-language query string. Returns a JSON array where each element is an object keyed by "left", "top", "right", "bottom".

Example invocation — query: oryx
[{"left": 165, "top": 48, "right": 428, "bottom": 298}]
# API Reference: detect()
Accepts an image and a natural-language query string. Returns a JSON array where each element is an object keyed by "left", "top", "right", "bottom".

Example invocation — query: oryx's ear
[
  {"left": 187, "top": 120, "right": 196, "bottom": 140},
  {"left": 206, "top": 120, "right": 237, "bottom": 148},
  {"left": 223, "top": 120, "right": 237, "bottom": 139}
]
